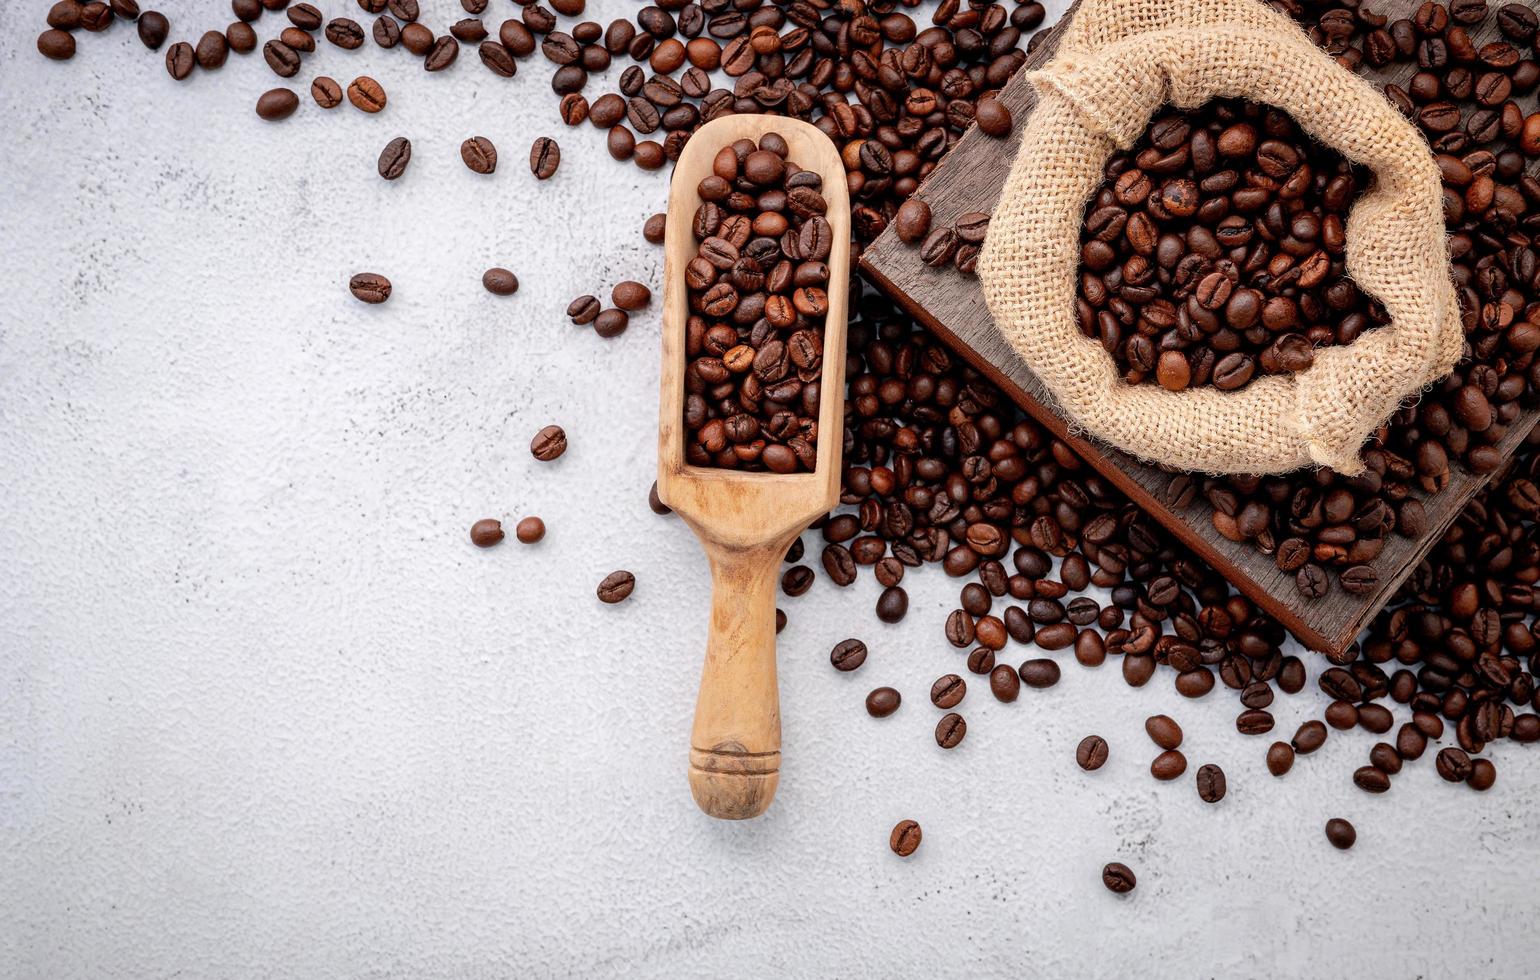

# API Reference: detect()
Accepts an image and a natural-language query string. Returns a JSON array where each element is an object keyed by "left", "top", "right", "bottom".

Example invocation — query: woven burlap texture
[{"left": 976, "top": 0, "right": 1463, "bottom": 476}]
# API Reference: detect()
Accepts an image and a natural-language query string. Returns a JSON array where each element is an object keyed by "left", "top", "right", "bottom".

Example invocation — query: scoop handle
[{"left": 688, "top": 541, "right": 783, "bottom": 820}]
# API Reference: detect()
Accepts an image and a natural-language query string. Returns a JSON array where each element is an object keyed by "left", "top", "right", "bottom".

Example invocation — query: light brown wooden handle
[{"left": 688, "top": 544, "right": 782, "bottom": 820}]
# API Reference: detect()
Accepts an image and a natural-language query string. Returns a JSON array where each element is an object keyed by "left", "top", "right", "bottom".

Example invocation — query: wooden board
[{"left": 860, "top": 0, "right": 1540, "bottom": 656}]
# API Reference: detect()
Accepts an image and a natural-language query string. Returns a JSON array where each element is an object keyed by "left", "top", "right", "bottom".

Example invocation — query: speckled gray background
[{"left": 2, "top": 2, "right": 1538, "bottom": 977}]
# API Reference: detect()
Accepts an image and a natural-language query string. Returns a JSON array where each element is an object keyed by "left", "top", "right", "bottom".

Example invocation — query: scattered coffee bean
[
  {"left": 461, "top": 136, "right": 497, "bottom": 174},
  {"left": 311, "top": 76, "right": 343, "bottom": 109},
  {"left": 482, "top": 267, "right": 518, "bottom": 295},
  {"left": 514, "top": 516, "right": 544, "bottom": 544},
  {"left": 255, "top": 88, "right": 299, "bottom": 121},
  {"left": 1145, "top": 714, "right": 1183, "bottom": 749},
  {"left": 530, "top": 136, "right": 560, "bottom": 179},
  {"left": 378, "top": 137, "right": 412, "bottom": 180},
  {"left": 930, "top": 673, "right": 965, "bottom": 709},
  {"left": 612, "top": 281, "right": 651, "bottom": 310},
  {"left": 989, "top": 664, "right": 1020, "bottom": 702},
  {"left": 1325, "top": 818, "right": 1356, "bottom": 850},
  {"left": 866, "top": 686, "right": 900, "bottom": 717},
  {"left": 1266, "top": 741, "right": 1295, "bottom": 776},
  {"left": 469, "top": 518, "right": 503, "bottom": 547},
  {"left": 596, "top": 570, "right": 635, "bottom": 604},
  {"left": 1102, "top": 862, "right": 1136, "bottom": 894},
  {"left": 38, "top": 30, "right": 76, "bottom": 61},
  {"left": 347, "top": 76, "right": 386, "bottom": 113},
  {"left": 349, "top": 273, "right": 391, "bottom": 304},
  {"left": 935, "top": 712, "right": 966, "bottom": 749},
  {"left": 1195, "top": 763, "right": 1227, "bottom": 802},
  {"left": 1076, "top": 735, "right": 1109, "bottom": 771},
  {"left": 530, "top": 424, "right": 567, "bottom": 461},
  {"left": 889, "top": 819, "right": 921, "bottom": 857},
  {"left": 1151, "top": 749, "right": 1188, "bottom": 781}
]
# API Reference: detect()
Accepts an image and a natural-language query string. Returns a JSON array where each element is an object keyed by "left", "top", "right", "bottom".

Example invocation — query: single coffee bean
[
  {"left": 1151, "top": 749, "right": 1187, "bottom": 780},
  {"left": 889, "top": 819, "right": 921, "bottom": 857},
  {"left": 567, "top": 295, "right": 600, "bottom": 325},
  {"left": 866, "top": 687, "right": 900, "bottom": 717},
  {"left": 1145, "top": 714, "right": 1183, "bottom": 749},
  {"left": 255, "top": 88, "right": 299, "bottom": 120},
  {"left": 166, "top": 41, "right": 196, "bottom": 79},
  {"left": 930, "top": 673, "right": 966, "bottom": 709},
  {"left": 513, "top": 516, "right": 544, "bottom": 544},
  {"left": 469, "top": 518, "right": 503, "bottom": 547},
  {"left": 425, "top": 35, "right": 460, "bottom": 71},
  {"left": 593, "top": 309, "right": 629, "bottom": 338},
  {"left": 47, "top": 1, "right": 83, "bottom": 29},
  {"left": 461, "top": 136, "right": 498, "bottom": 174},
  {"left": 311, "top": 76, "right": 343, "bottom": 109},
  {"left": 1236, "top": 709, "right": 1275, "bottom": 735},
  {"left": 378, "top": 137, "right": 412, "bottom": 179},
  {"left": 347, "top": 76, "right": 386, "bottom": 112},
  {"left": 349, "top": 273, "right": 391, "bottom": 304},
  {"left": 596, "top": 570, "right": 635, "bottom": 604},
  {"left": 479, "top": 39, "right": 516, "bottom": 75},
  {"left": 1076, "top": 735, "right": 1109, "bottom": 771},
  {"left": 138, "top": 10, "right": 169, "bottom": 49},
  {"left": 530, "top": 136, "right": 561, "bottom": 179},
  {"left": 1436, "top": 746, "right": 1473, "bottom": 782},
  {"left": 647, "top": 481, "right": 670, "bottom": 516},
  {"left": 1352, "top": 765, "right": 1391, "bottom": 794},
  {"left": 975, "top": 98, "right": 1013, "bottom": 137},
  {"left": 829, "top": 638, "right": 868, "bottom": 673},
  {"left": 935, "top": 712, "right": 966, "bottom": 749},
  {"left": 482, "top": 267, "right": 518, "bottom": 295},
  {"left": 1017, "top": 658, "right": 1060, "bottom": 689},
  {"left": 894, "top": 199, "right": 932, "bottom": 244},
  {"left": 612, "top": 281, "right": 651, "bottom": 310},
  {"left": 1325, "top": 818, "right": 1356, "bottom": 850},
  {"left": 38, "top": 30, "right": 76, "bottom": 61},
  {"left": 262, "top": 39, "right": 300, "bottom": 77},
  {"left": 989, "top": 664, "right": 1021, "bottom": 703},
  {"left": 1468, "top": 758, "right": 1497, "bottom": 791},
  {"left": 1195, "top": 763, "right": 1227, "bottom": 802},
  {"left": 1102, "top": 862, "right": 1136, "bottom": 894},
  {"left": 642, "top": 213, "right": 667, "bottom": 244},
  {"left": 876, "top": 586, "right": 909, "bottom": 623},
  {"left": 530, "top": 424, "right": 567, "bottom": 461},
  {"left": 1266, "top": 741, "right": 1295, "bottom": 776}
]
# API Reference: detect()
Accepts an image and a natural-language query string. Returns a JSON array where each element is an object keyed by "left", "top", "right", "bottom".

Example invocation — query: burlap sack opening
[{"left": 977, "top": 0, "right": 1463, "bottom": 477}]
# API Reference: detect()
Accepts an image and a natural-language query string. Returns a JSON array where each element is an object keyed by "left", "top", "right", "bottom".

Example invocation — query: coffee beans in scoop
[
  {"left": 682, "top": 135, "right": 831, "bottom": 473},
  {"left": 1078, "top": 99, "right": 1373, "bottom": 392}
]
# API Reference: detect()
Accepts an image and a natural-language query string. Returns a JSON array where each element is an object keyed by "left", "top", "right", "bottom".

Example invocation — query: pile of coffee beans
[
  {"left": 682, "top": 135, "right": 833, "bottom": 473},
  {"left": 1078, "top": 100, "right": 1375, "bottom": 392}
]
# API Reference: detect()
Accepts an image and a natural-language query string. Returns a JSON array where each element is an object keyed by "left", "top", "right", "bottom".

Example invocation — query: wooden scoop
[{"left": 656, "top": 116, "right": 851, "bottom": 820}]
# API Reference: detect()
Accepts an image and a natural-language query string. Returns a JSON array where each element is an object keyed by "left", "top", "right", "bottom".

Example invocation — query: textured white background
[{"left": 3, "top": 2, "right": 1538, "bottom": 978}]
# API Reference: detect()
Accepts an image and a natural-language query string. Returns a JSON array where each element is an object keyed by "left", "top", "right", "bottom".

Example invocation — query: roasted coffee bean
[
  {"left": 347, "top": 76, "right": 386, "bottom": 112},
  {"left": 866, "top": 687, "right": 900, "bottom": 717},
  {"left": 461, "top": 136, "right": 497, "bottom": 174},
  {"left": 935, "top": 712, "right": 966, "bottom": 749},
  {"left": 1195, "top": 763, "right": 1227, "bottom": 802},
  {"left": 1325, "top": 818, "right": 1356, "bottom": 850},
  {"left": 1102, "top": 862, "right": 1136, "bottom": 894},
  {"left": 479, "top": 40, "right": 516, "bottom": 76},
  {"left": 1017, "top": 658, "right": 1060, "bottom": 689},
  {"left": 895, "top": 199, "right": 932, "bottom": 244},
  {"left": 1436, "top": 746, "right": 1473, "bottom": 782},
  {"left": 378, "top": 137, "right": 411, "bottom": 180},
  {"left": 876, "top": 586, "right": 909, "bottom": 623},
  {"left": 530, "top": 424, "right": 567, "bottom": 461},
  {"left": 1145, "top": 714, "right": 1183, "bottom": 749},
  {"left": 255, "top": 88, "right": 299, "bottom": 120},
  {"left": 469, "top": 518, "right": 503, "bottom": 547},
  {"left": 596, "top": 570, "right": 635, "bottom": 604},
  {"left": 425, "top": 35, "right": 459, "bottom": 71},
  {"left": 889, "top": 819, "right": 921, "bottom": 856},
  {"left": 262, "top": 39, "right": 300, "bottom": 77},
  {"left": 1077, "top": 735, "right": 1109, "bottom": 771},
  {"left": 166, "top": 41, "right": 195, "bottom": 79},
  {"left": 1151, "top": 749, "right": 1187, "bottom": 781},
  {"left": 989, "top": 664, "right": 1020, "bottom": 702},
  {"left": 593, "top": 308, "right": 628, "bottom": 337},
  {"left": 1353, "top": 765, "right": 1391, "bottom": 794},
  {"left": 137, "top": 11, "right": 168, "bottom": 49},
  {"left": 482, "top": 267, "right": 518, "bottom": 296},
  {"left": 349, "top": 273, "right": 391, "bottom": 304},
  {"left": 530, "top": 136, "right": 561, "bottom": 179},
  {"left": 781, "top": 565, "right": 814, "bottom": 596},
  {"left": 930, "top": 673, "right": 966, "bottom": 709},
  {"left": 1266, "top": 741, "right": 1295, "bottom": 776},
  {"left": 510, "top": 516, "right": 544, "bottom": 544},
  {"left": 38, "top": 30, "right": 76, "bottom": 61},
  {"left": 1236, "top": 709, "right": 1274, "bottom": 735},
  {"left": 831, "top": 638, "right": 867, "bottom": 672},
  {"left": 311, "top": 76, "right": 343, "bottom": 109},
  {"left": 975, "top": 98, "right": 1013, "bottom": 137}
]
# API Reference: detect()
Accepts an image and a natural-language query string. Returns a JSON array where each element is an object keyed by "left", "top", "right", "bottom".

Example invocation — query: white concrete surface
[{"left": 2, "top": 2, "right": 1537, "bottom": 978}]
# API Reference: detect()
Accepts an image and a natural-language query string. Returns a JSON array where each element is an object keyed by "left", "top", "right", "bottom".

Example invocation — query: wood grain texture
[
  {"left": 861, "top": 0, "right": 1540, "bottom": 656},
  {"left": 657, "top": 115, "right": 851, "bottom": 819}
]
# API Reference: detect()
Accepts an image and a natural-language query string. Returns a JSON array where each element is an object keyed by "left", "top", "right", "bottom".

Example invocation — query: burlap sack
[{"left": 977, "top": 0, "right": 1463, "bottom": 476}]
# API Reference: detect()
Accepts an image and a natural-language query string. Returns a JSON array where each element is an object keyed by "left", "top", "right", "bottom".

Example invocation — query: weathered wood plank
[{"left": 860, "top": 0, "right": 1540, "bottom": 655}]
